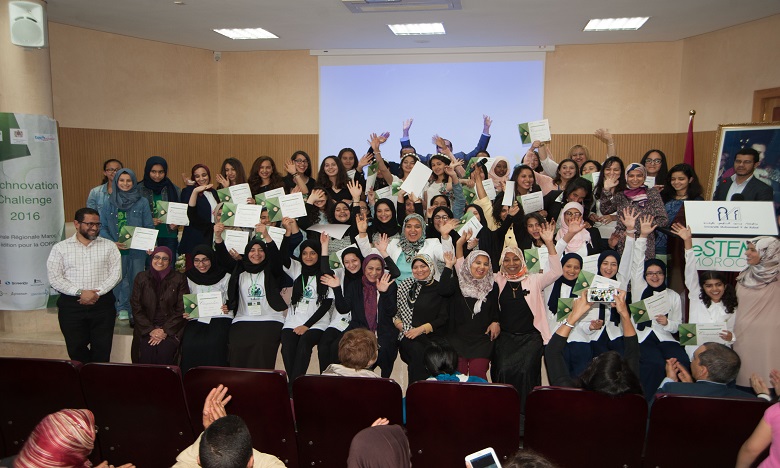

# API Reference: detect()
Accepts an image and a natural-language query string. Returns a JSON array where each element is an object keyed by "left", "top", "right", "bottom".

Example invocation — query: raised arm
[{"left": 594, "top": 128, "right": 617, "bottom": 158}]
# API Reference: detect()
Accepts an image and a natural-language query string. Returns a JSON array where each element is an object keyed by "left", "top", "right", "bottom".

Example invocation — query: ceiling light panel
[
  {"left": 388, "top": 23, "right": 446, "bottom": 35},
  {"left": 213, "top": 28, "right": 278, "bottom": 40},
  {"left": 584, "top": 17, "right": 649, "bottom": 31}
]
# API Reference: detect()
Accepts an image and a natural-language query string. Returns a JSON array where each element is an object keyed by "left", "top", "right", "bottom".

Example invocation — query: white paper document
[
  {"left": 196, "top": 291, "right": 224, "bottom": 318},
  {"left": 519, "top": 191, "right": 544, "bottom": 213},
  {"left": 233, "top": 204, "right": 264, "bottom": 228},
  {"left": 482, "top": 179, "right": 497, "bottom": 201},
  {"left": 644, "top": 290, "right": 670, "bottom": 317},
  {"left": 693, "top": 323, "right": 729, "bottom": 345},
  {"left": 374, "top": 186, "right": 394, "bottom": 202},
  {"left": 128, "top": 227, "right": 158, "bottom": 251},
  {"left": 160, "top": 201, "right": 190, "bottom": 226},
  {"left": 399, "top": 162, "right": 433, "bottom": 198},
  {"left": 528, "top": 119, "right": 552, "bottom": 142},
  {"left": 645, "top": 176, "right": 656, "bottom": 188},
  {"left": 279, "top": 192, "right": 307, "bottom": 219},
  {"left": 582, "top": 254, "right": 600, "bottom": 274},
  {"left": 502, "top": 182, "right": 515, "bottom": 206},
  {"left": 229, "top": 183, "right": 253, "bottom": 204},
  {"left": 265, "top": 226, "right": 286, "bottom": 249},
  {"left": 224, "top": 230, "right": 250, "bottom": 254},
  {"left": 347, "top": 169, "right": 356, "bottom": 180},
  {"left": 457, "top": 215, "right": 483, "bottom": 236},
  {"left": 308, "top": 223, "right": 352, "bottom": 240},
  {"left": 538, "top": 245, "right": 550, "bottom": 271}
]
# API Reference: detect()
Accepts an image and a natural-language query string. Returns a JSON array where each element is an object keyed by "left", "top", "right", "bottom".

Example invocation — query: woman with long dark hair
[
  {"left": 283, "top": 150, "right": 315, "bottom": 194},
  {"left": 641, "top": 149, "right": 669, "bottom": 188},
  {"left": 180, "top": 164, "right": 220, "bottom": 266},
  {"left": 318, "top": 155, "right": 352, "bottom": 202},
  {"left": 216, "top": 157, "right": 247, "bottom": 188},
  {"left": 589, "top": 156, "right": 625, "bottom": 250},
  {"left": 656, "top": 163, "right": 703, "bottom": 256},
  {"left": 339, "top": 147, "right": 369, "bottom": 189},
  {"left": 247, "top": 156, "right": 285, "bottom": 195}
]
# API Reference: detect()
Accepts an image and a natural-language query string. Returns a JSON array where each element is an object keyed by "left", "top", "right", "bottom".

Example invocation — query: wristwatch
[{"left": 76, "top": 289, "right": 83, "bottom": 297}]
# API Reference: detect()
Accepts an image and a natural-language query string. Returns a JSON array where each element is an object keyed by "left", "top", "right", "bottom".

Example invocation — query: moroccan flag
[{"left": 684, "top": 113, "right": 695, "bottom": 168}]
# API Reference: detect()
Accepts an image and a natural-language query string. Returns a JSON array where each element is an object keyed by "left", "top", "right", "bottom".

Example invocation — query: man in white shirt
[{"left": 46, "top": 207, "right": 121, "bottom": 363}]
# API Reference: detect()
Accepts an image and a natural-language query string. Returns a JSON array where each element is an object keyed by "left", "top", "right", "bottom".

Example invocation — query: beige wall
[
  {"left": 678, "top": 14, "right": 780, "bottom": 131},
  {"left": 544, "top": 41, "right": 684, "bottom": 135}
]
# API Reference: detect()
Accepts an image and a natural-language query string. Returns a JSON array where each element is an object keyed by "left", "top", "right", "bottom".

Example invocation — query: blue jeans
[{"left": 115, "top": 252, "right": 147, "bottom": 315}]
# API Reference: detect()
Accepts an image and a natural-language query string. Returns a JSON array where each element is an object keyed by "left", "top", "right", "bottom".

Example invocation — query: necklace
[{"left": 509, "top": 281, "right": 522, "bottom": 298}]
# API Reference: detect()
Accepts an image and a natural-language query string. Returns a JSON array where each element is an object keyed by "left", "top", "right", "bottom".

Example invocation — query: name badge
[{"left": 247, "top": 301, "right": 263, "bottom": 315}]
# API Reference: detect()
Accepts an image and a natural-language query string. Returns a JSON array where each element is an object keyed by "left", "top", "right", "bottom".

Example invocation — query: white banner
[
  {"left": 691, "top": 237, "right": 750, "bottom": 272},
  {"left": 0, "top": 113, "right": 65, "bottom": 310},
  {"left": 684, "top": 200, "right": 778, "bottom": 236}
]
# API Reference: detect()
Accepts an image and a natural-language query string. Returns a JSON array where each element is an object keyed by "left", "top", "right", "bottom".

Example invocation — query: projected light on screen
[{"left": 319, "top": 59, "right": 545, "bottom": 166}]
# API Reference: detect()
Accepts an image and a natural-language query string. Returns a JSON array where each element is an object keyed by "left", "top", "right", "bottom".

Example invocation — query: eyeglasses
[
  {"left": 193, "top": 258, "right": 211, "bottom": 264},
  {"left": 293, "top": 159, "right": 308, "bottom": 164},
  {"left": 104, "top": 168, "right": 120, "bottom": 173},
  {"left": 79, "top": 222, "right": 102, "bottom": 228},
  {"left": 646, "top": 271, "right": 665, "bottom": 277},
  {"left": 433, "top": 215, "right": 450, "bottom": 221},
  {"left": 152, "top": 255, "right": 171, "bottom": 262},
  {"left": 645, "top": 158, "right": 662, "bottom": 165}
]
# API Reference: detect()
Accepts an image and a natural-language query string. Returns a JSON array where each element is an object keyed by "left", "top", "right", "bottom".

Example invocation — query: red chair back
[
  {"left": 406, "top": 380, "right": 521, "bottom": 467},
  {"left": 524, "top": 386, "right": 647, "bottom": 467},
  {"left": 183, "top": 366, "right": 298, "bottom": 468},
  {"left": 292, "top": 375, "right": 403, "bottom": 468}
]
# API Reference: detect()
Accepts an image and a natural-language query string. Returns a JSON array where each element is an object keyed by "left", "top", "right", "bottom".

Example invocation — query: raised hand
[
  {"left": 281, "top": 216, "right": 297, "bottom": 232},
  {"left": 619, "top": 206, "right": 639, "bottom": 230},
  {"left": 356, "top": 213, "right": 368, "bottom": 234},
  {"left": 402, "top": 118, "right": 413, "bottom": 138},
  {"left": 570, "top": 291, "right": 593, "bottom": 324},
  {"left": 540, "top": 221, "right": 556, "bottom": 244},
  {"left": 376, "top": 273, "right": 394, "bottom": 292},
  {"left": 320, "top": 231, "right": 330, "bottom": 250},
  {"left": 443, "top": 251, "right": 456, "bottom": 268},
  {"left": 457, "top": 229, "right": 473, "bottom": 245},
  {"left": 357, "top": 152, "right": 373, "bottom": 171},
  {"left": 202, "top": 384, "right": 232, "bottom": 430},
  {"left": 670, "top": 223, "right": 692, "bottom": 241},
  {"left": 367, "top": 188, "right": 376, "bottom": 206},
  {"left": 254, "top": 223, "right": 268, "bottom": 238},
  {"left": 377, "top": 233, "right": 390, "bottom": 255},
  {"left": 594, "top": 128, "right": 613, "bottom": 142},
  {"left": 285, "top": 159, "right": 297, "bottom": 175},
  {"left": 320, "top": 274, "right": 341, "bottom": 288},
  {"left": 347, "top": 180, "right": 364, "bottom": 201},
  {"left": 216, "top": 173, "right": 230, "bottom": 188},
  {"left": 439, "top": 218, "right": 459, "bottom": 238},
  {"left": 483, "top": 114, "right": 493, "bottom": 134},
  {"left": 368, "top": 133, "right": 382, "bottom": 152},
  {"left": 639, "top": 215, "right": 656, "bottom": 237},
  {"left": 612, "top": 289, "right": 629, "bottom": 319},
  {"left": 379, "top": 132, "right": 390, "bottom": 144},
  {"left": 307, "top": 188, "right": 325, "bottom": 205},
  {"left": 508, "top": 203, "right": 521, "bottom": 217}
]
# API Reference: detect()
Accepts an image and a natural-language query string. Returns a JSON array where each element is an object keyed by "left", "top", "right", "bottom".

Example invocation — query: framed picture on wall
[{"left": 708, "top": 123, "right": 780, "bottom": 212}]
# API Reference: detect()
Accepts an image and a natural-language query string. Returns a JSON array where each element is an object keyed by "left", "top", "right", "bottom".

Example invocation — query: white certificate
[
  {"left": 161, "top": 201, "right": 190, "bottom": 226},
  {"left": 502, "top": 182, "right": 515, "bottom": 206},
  {"left": 693, "top": 323, "right": 729, "bottom": 345},
  {"left": 591, "top": 275, "right": 620, "bottom": 290},
  {"left": 265, "top": 226, "right": 286, "bottom": 249},
  {"left": 645, "top": 176, "right": 656, "bottom": 188},
  {"left": 128, "top": 227, "right": 158, "bottom": 251},
  {"left": 399, "top": 161, "right": 433, "bottom": 198},
  {"left": 457, "top": 215, "right": 483, "bottom": 236},
  {"left": 582, "top": 254, "right": 600, "bottom": 274},
  {"left": 233, "top": 204, "right": 263, "bottom": 228},
  {"left": 347, "top": 169, "right": 357, "bottom": 181},
  {"left": 196, "top": 291, "right": 224, "bottom": 318},
  {"left": 644, "top": 290, "right": 670, "bottom": 317},
  {"left": 538, "top": 245, "right": 550, "bottom": 271},
  {"left": 482, "top": 179, "right": 497, "bottom": 201},
  {"left": 229, "top": 183, "right": 253, "bottom": 204},
  {"left": 308, "top": 223, "right": 351, "bottom": 240},
  {"left": 279, "top": 192, "right": 307, "bottom": 218},
  {"left": 519, "top": 191, "right": 544, "bottom": 213},
  {"left": 528, "top": 119, "right": 552, "bottom": 142},
  {"left": 224, "top": 230, "right": 249, "bottom": 254},
  {"left": 255, "top": 187, "right": 285, "bottom": 206},
  {"left": 374, "top": 185, "right": 394, "bottom": 202}
]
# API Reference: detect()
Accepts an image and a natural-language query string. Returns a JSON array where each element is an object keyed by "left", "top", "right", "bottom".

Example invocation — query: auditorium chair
[
  {"left": 524, "top": 386, "right": 648, "bottom": 467},
  {"left": 0, "top": 357, "right": 86, "bottom": 456},
  {"left": 292, "top": 375, "right": 403, "bottom": 468},
  {"left": 183, "top": 366, "right": 298, "bottom": 468},
  {"left": 405, "top": 380, "right": 521, "bottom": 467},
  {"left": 644, "top": 393, "right": 771, "bottom": 468},
  {"left": 80, "top": 363, "right": 194, "bottom": 468}
]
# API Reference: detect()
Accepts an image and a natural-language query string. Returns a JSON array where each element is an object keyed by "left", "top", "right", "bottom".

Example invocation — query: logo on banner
[
  {"left": 10, "top": 128, "right": 27, "bottom": 144},
  {"left": 692, "top": 238, "right": 749, "bottom": 272},
  {"left": 717, "top": 206, "right": 740, "bottom": 221},
  {"left": 33, "top": 134, "right": 57, "bottom": 142}
]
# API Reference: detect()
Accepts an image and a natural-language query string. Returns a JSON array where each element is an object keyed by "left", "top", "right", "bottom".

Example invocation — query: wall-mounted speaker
[{"left": 8, "top": 1, "right": 47, "bottom": 48}]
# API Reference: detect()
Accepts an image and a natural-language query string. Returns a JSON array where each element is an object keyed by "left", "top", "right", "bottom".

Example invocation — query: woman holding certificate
[
  {"left": 180, "top": 244, "right": 232, "bottom": 373},
  {"left": 99, "top": 168, "right": 154, "bottom": 322},
  {"left": 130, "top": 246, "right": 188, "bottom": 364},
  {"left": 139, "top": 156, "right": 181, "bottom": 256},
  {"left": 216, "top": 225, "right": 288, "bottom": 370},
  {"left": 181, "top": 164, "right": 219, "bottom": 267}
]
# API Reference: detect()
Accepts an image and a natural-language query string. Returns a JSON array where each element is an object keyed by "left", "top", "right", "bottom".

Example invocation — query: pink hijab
[
  {"left": 555, "top": 202, "right": 592, "bottom": 253},
  {"left": 15, "top": 409, "right": 96, "bottom": 468},
  {"left": 488, "top": 156, "right": 510, "bottom": 187}
]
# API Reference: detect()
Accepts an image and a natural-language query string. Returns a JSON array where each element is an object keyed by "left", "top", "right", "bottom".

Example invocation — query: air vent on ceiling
[{"left": 341, "top": 0, "right": 461, "bottom": 14}]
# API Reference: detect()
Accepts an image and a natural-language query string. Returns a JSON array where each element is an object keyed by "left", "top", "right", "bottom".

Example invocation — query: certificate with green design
[
  {"left": 571, "top": 270, "right": 595, "bottom": 295},
  {"left": 155, "top": 201, "right": 190, "bottom": 225},
  {"left": 678, "top": 323, "right": 728, "bottom": 346},
  {"left": 556, "top": 298, "right": 575, "bottom": 322},
  {"left": 628, "top": 300, "right": 652, "bottom": 324},
  {"left": 183, "top": 291, "right": 223, "bottom": 319}
]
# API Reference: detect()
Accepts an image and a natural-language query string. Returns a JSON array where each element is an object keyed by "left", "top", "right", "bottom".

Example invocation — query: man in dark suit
[
  {"left": 399, "top": 115, "right": 492, "bottom": 165},
  {"left": 713, "top": 148, "right": 773, "bottom": 201},
  {"left": 656, "top": 342, "right": 757, "bottom": 399}
]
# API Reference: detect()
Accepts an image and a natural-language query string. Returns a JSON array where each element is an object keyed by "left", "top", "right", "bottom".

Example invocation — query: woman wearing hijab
[
  {"left": 554, "top": 202, "right": 601, "bottom": 258},
  {"left": 489, "top": 222, "right": 562, "bottom": 414},
  {"left": 335, "top": 254, "right": 398, "bottom": 378},
  {"left": 544, "top": 253, "right": 584, "bottom": 362},
  {"left": 734, "top": 236, "right": 780, "bottom": 392},
  {"left": 130, "top": 246, "right": 188, "bottom": 364},
  {"left": 374, "top": 213, "right": 455, "bottom": 282},
  {"left": 347, "top": 423, "right": 411, "bottom": 468},
  {"left": 487, "top": 155, "right": 511, "bottom": 193},
  {"left": 180, "top": 244, "right": 232, "bottom": 373},
  {"left": 391, "top": 253, "right": 450, "bottom": 383},
  {"left": 216, "top": 224, "right": 287, "bottom": 370},
  {"left": 280, "top": 238, "right": 334, "bottom": 386},
  {"left": 460, "top": 204, "right": 501, "bottom": 272},
  {"left": 139, "top": 156, "right": 181, "bottom": 254},
  {"left": 630, "top": 216, "right": 689, "bottom": 400},
  {"left": 180, "top": 164, "right": 220, "bottom": 267},
  {"left": 14, "top": 409, "right": 134, "bottom": 468},
  {"left": 443, "top": 248, "right": 499, "bottom": 380},
  {"left": 599, "top": 162, "right": 667, "bottom": 259},
  {"left": 99, "top": 168, "right": 154, "bottom": 322},
  {"left": 369, "top": 197, "right": 401, "bottom": 244}
]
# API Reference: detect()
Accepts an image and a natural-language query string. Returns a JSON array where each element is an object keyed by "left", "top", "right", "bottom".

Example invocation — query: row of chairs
[{"left": 0, "top": 357, "right": 771, "bottom": 468}]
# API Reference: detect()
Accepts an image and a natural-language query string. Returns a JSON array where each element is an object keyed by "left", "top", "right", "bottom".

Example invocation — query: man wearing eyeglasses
[
  {"left": 47, "top": 207, "right": 122, "bottom": 363},
  {"left": 713, "top": 148, "right": 773, "bottom": 202}
]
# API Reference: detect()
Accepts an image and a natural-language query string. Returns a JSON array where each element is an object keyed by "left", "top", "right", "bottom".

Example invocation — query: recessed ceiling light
[
  {"left": 388, "top": 23, "right": 445, "bottom": 36},
  {"left": 213, "top": 28, "right": 278, "bottom": 40},
  {"left": 584, "top": 17, "right": 649, "bottom": 31}
]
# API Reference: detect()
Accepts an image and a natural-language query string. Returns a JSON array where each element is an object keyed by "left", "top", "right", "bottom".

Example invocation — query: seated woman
[
  {"left": 392, "top": 254, "right": 450, "bottom": 383},
  {"left": 180, "top": 244, "right": 232, "bottom": 373},
  {"left": 322, "top": 328, "right": 380, "bottom": 378},
  {"left": 445, "top": 248, "right": 499, "bottom": 380},
  {"left": 131, "top": 246, "right": 188, "bottom": 364},
  {"left": 545, "top": 291, "right": 643, "bottom": 397},
  {"left": 424, "top": 341, "right": 487, "bottom": 383}
]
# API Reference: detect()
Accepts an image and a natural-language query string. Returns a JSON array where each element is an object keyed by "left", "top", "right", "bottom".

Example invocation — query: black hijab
[
  {"left": 186, "top": 244, "right": 227, "bottom": 285},
  {"left": 597, "top": 249, "right": 623, "bottom": 326},
  {"left": 638, "top": 258, "right": 667, "bottom": 330},
  {"left": 547, "top": 253, "right": 583, "bottom": 314},
  {"left": 291, "top": 240, "right": 328, "bottom": 306},
  {"left": 370, "top": 198, "right": 400, "bottom": 238},
  {"left": 141, "top": 156, "right": 179, "bottom": 200},
  {"left": 242, "top": 239, "right": 268, "bottom": 274}
]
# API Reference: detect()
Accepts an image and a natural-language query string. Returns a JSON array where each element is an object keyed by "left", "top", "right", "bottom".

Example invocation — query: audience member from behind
[
  {"left": 14, "top": 409, "right": 134, "bottom": 468},
  {"left": 347, "top": 418, "right": 411, "bottom": 468},
  {"left": 545, "top": 290, "right": 643, "bottom": 397},
  {"left": 502, "top": 449, "right": 557, "bottom": 468},
  {"left": 175, "top": 385, "right": 284, "bottom": 468},
  {"left": 424, "top": 342, "right": 488, "bottom": 383},
  {"left": 322, "top": 329, "right": 380, "bottom": 378},
  {"left": 658, "top": 343, "right": 759, "bottom": 399}
]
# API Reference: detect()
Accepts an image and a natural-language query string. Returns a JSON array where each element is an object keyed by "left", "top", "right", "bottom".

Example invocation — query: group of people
[{"left": 48, "top": 118, "right": 778, "bottom": 426}]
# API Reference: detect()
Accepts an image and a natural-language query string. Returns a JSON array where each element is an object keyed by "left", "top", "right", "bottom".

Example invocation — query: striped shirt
[{"left": 47, "top": 234, "right": 122, "bottom": 296}]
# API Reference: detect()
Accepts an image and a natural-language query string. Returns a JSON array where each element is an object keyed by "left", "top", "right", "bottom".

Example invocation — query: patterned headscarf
[
  {"left": 737, "top": 236, "right": 780, "bottom": 289},
  {"left": 395, "top": 254, "right": 436, "bottom": 337},
  {"left": 623, "top": 163, "right": 648, "bottom": 204},
  {"left": 499, "top": 246, "right": 527, "bottom": 281},
  {"left": 457, "top": 249, "right": 495, "bottom": 314},
  {"left": 15, "top": 409, "right": 96, "bottom": 468},
  {"left": 399, "top": 213, "right": 427, "bottom": 262}
]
